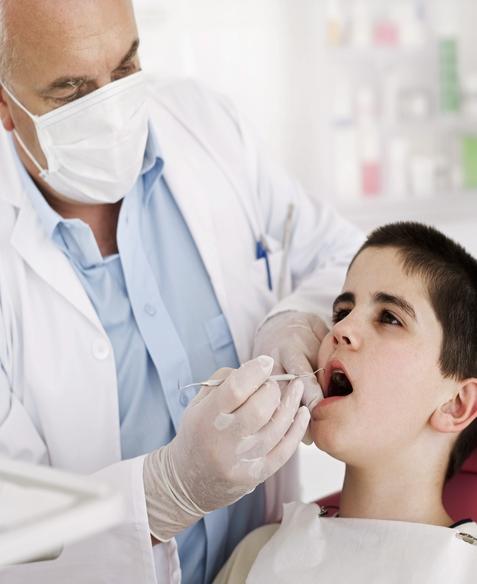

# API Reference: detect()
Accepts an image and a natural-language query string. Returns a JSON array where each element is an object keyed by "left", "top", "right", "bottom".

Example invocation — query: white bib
[{"left": 248, "top": 502, "right": 477, "bottom": 584}]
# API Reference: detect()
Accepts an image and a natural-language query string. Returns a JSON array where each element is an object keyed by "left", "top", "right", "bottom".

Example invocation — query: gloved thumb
[
  {"left": 191, "top": 367, "right": 235, "bottom": 405},
  {"left": 301, "top": 375, "right": 323, "bottom": 445}
]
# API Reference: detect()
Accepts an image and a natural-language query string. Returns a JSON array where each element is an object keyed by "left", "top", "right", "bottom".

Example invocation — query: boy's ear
[{"left": 430, "top": 379, "right": 477, "bottom": 433}]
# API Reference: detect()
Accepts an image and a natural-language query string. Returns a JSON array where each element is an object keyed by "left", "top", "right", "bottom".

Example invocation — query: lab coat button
[
  {"left": 180, "top": 393, "right": 190, "bottom": 407},
  {"left": 92, "top": 338, "right": 110, "bottom": 360},
  {"left": 144, "top": 303, "right": 157, "bottom": 316}
]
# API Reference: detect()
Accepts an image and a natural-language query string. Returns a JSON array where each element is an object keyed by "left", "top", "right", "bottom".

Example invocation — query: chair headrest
[{"left": 462, "top": 449, "right": 477, "bottom": 473}]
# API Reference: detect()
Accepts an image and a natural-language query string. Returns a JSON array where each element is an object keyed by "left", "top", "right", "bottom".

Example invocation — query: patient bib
[{"left": 247, "top": 502, "right": 477, "bottom": 583}]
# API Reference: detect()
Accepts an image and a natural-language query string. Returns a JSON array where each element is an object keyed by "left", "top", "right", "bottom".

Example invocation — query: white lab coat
[{"left": 0, "top": 78, "right": 364, "bottom": 583}]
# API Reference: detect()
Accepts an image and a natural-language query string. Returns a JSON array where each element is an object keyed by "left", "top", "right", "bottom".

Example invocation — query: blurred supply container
[
  {"left": 332, "top": 81, "right": 360, "bottom": 200},
  {"left": 462, "top": 75, "right": 477, "bottom": 118},
  {"left": 351, "top": 0, "right": 372, "bottom": 48},
  {"left": 397, "top": 87, "right": 433, "bottom": 121},
  {"left": 356, "top": 86, "right": 382, "bottom": 197},
  {"left": 462, "top": 135, "right": 477, "bottom": 189},
  {"left": 435, "top": 0, "right": 461, "bottom": 113},
  {"left": 410, "top": 155, "right": 436, "bottom": 198},
  {"left": 373, "top": 9, "right": 399, "bottom": 48},
  {"left": 439, "top": 39, "right": 461, "bottom": 113},
  {"left": 388, "top": 137, "right": 410, "bottom": 200},
  {"left": 396, "top": 1, "right": 427, "bottom": 48},
  {"left": 326, "top": 0, "right": 348, "bottom": 47}
]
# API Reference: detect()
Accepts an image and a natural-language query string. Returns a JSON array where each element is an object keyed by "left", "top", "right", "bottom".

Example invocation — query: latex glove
[
  {"left": 143, "top": 356, "right": 309, "bottom": 542},
  {"left": 253, "top": 311, "right": 328, "bottom": 444}
]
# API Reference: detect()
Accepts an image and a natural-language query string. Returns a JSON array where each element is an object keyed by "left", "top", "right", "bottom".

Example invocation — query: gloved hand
[
  {"left": 253, "top": 311, "right": 328, "bottom": 444},
  {"left": 144, "top": 356, "right": 309, "bottom": 542}
]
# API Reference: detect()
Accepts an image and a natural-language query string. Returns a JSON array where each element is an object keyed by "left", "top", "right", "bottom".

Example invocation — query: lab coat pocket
[
  {"left": 249, "top": 235, "right": 292, "bottom": 301},
  {"left": 205, "top": 313, "right": 237, "bottom": 370}
]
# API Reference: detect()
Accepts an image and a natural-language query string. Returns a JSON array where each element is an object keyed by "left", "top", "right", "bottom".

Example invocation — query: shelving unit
[{"left": 323, "top": 0, "right": 477, "bottom": 209}]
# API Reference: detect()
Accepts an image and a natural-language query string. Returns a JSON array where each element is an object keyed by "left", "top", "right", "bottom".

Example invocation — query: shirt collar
[
  {"left": 143, "top": 125, "right": 164, "bottom": 202},
  {"left": 9, "top": 123, "right": 165, "bottom": 247},
  {"left": 10, "top": 134, "right": 62, "bottom": 242}
]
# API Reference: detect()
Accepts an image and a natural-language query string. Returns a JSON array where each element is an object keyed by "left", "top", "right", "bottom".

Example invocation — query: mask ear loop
[
  {"left": 1, "top": 83, "right": 49, "bottom": 178},
  {"left": 12, "top": 129, "right": 48, "bottom": 178}
]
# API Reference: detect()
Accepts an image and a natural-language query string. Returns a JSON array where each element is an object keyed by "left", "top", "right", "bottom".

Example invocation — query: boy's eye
[
  {"left": 332, "top": 308, "right": 351, "bottom": 324},
  {"left": 380, "top": 310, "right": 402, "bottom": 326}
]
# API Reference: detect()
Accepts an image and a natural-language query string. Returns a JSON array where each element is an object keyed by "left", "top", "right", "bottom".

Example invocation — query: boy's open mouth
[{"left": 324, "top": 366, "right": 354, "bottom": 398}]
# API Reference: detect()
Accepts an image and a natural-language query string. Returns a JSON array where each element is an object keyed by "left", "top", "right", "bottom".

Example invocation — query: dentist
[{"left": 0, "top": 0, "right": 363, "bottom": 582}]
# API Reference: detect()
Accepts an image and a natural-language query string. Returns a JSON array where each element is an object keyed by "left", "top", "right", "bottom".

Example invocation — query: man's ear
[
  {"left": 430, "top": 379, "right": 477, "bottom": 434},
  {"left": 0, "top": 86, "right": 15, "bottom": 132}
]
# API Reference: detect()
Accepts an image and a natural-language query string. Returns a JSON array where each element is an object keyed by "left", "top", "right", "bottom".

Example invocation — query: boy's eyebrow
[
  {"left": 332, "top": 292, "right": 355, "bottom": 312},
  {"left": 332, "top": 291, "right": 417, "bottom": 321},
  {"left": 374, "top": 292, "right": 417, "bottom": 321}
]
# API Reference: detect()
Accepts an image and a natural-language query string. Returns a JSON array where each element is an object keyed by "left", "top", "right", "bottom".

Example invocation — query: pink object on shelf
[
  {"left": 362, "top": 162, "right": 381, "bottom": 196},
  {"left": 373, "top": 21, "right": 400, "bottom": 47}
]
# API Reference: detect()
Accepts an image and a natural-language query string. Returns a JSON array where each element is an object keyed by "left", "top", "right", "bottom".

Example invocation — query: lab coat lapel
[
  {"left": 1, "top": 126, "right": 102, "bottom": 328},
  {"left": 10, "top": 203, "right": 103, "bottom": 329},
  {"left": 152, "top": 109, "right": 231, "bottom": 317}
]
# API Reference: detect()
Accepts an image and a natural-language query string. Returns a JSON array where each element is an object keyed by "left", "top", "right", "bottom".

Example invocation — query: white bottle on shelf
[
  {"left": 351, "top": 0, "right": 371, "bottom": 48},
  {"left": 388, "top": 137, "right": 410, "bottom": 200},
  {"left": 332, "top": 81, "right": 360, "bottom": 201}
]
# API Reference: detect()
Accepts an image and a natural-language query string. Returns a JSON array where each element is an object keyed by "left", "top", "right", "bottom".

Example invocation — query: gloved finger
[
  {"left": 279, "top": 350, "right": 321, "bottom": 405},
  {"left": 302, "top": 426, "right": 314, "bottom": 446},
  {"left": 217, "top": 355, "right": 274, "bottom": 414},
  {"left": 311, "top": 317, "right": 329, "bottom": 343},
  {"left": 189, "top": 367, "right": 235, "bottom": 405},
  {"left": 279, "top": 343, "right": 318, "bottom": 374},
  {"left": 279, "top": 351, "right": 321, "bottom": 446},
  {"left": 238, "top": 379, "right": 304, "bottom": 459},
  {"left": 210, "top": 367, "right": 234, "bottom": 381},
  {"left": 201, "top": 367, "right": 234, "bottom": 399},
  {"left": 233, "top": 381, "right": 281, "bottom": 436},
  {"left": 302, "top": 377, "right": 323, "bottom": 410},
  {"left": 301, "top": 369, "right": 324, "bottom": 445},
  {"left": 259, "top": 405, "right": 311, "bottom": 481},
  {"left": 254, "top": 346, "right": 285, "bottom": 377},
  {"left": 270, "top": 350, "right": 286, "bottom": 376}
]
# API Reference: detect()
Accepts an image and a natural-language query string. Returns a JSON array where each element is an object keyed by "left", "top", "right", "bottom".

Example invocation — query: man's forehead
[{"left": 4, "top": 0, "right": 137, "bottom": 84}]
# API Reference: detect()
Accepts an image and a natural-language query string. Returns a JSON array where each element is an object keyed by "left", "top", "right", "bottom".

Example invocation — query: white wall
[{"left": 133, "top": 0, "right": 332, "bottom": 195}]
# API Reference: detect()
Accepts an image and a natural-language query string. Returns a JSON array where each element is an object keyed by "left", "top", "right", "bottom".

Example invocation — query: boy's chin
[{"left": 311, "top": 421, "right": 349, "bottom": 462}]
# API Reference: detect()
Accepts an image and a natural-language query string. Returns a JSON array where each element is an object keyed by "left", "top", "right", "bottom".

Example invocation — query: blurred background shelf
[{"left": 322, "top": 0, "right": 477, "bottom": 211}]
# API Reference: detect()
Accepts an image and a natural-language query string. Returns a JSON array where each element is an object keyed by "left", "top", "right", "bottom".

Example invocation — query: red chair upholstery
[
  {"left": 316, "top": 450, "right": 477, "bottom": 522},
  {"left": 443, "top": 449, "right": 477, "bottom": 521}
]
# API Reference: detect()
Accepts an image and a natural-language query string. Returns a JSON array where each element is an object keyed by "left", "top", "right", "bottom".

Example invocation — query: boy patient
[{"left": 215, "top": 221, "right": 477, "bottom": 583}]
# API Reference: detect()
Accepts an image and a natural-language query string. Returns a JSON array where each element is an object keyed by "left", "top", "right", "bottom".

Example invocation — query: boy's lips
[{"left": 322, "top": 359, "right": 354, "bottom": 399}]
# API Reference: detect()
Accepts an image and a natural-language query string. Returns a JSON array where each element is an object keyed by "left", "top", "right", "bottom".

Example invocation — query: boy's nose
[
  {"left": 333, "top": 332, "right": 352, "bottom": 345},
  {"left": 332, "top": 320, "right": 361, "bottom": 349}
]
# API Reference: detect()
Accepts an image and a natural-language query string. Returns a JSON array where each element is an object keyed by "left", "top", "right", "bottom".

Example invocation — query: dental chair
[{"left": 316, "top": 449, "right": 477, "bottom": 522}]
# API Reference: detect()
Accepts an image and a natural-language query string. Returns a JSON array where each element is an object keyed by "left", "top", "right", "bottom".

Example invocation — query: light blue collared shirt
[{"left": 12, "top": 129, "right": 265, "bottom": 584}]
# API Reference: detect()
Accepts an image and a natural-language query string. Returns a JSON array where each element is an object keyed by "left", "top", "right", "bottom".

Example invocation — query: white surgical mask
[{"left": 3, "top": 71, "right": 149, "bottom": 204}]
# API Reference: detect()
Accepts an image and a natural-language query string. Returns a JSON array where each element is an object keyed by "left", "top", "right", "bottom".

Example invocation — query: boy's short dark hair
[{"left": 353, "top": 221, "right": 477, "bottom": 480}]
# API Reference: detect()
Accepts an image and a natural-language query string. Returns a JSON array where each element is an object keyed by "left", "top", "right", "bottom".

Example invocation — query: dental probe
[{"left": 180, "top": 368, "right": 325, "bottom": 391}]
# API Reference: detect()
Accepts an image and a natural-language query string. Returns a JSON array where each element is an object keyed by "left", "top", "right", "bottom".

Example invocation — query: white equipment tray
[{"left": 0, "top": 457, "right": 124, "bottom": 566}]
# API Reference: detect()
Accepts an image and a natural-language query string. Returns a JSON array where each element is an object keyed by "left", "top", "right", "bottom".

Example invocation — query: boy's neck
[{"left": 339, "top": 461, "right": 454, "bottom": 527}]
